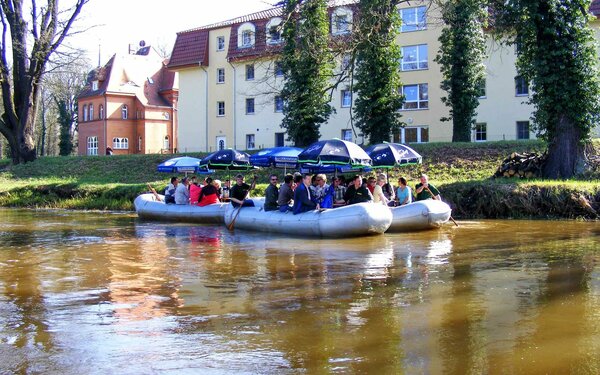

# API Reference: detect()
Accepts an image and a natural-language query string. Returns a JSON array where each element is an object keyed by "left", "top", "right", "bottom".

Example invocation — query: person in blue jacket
[{"left": 293, "top": 174, "right": 319, "bottom": 214}]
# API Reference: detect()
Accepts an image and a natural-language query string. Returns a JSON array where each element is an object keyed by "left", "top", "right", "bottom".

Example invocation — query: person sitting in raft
[
  {"left": 415, "top": 174, "right": 441, "bottom": 201},
  {"left": 189, "top": 177, "right": 202, "bottom": 205},
  {"left": 197, "top": 177, "right": 220, "bottom": 206},
  {"left": 379, "top": 173, "right": 396, "bottom": 206},
  {"left": 396, "top": 177, "right": 412, "bottom": 206},
  {"left": 309, "top": 174, "right": 329, "bottom": 207},
  {"left": 293, "top": 173, "right": 319, "bottom": 214},
  {"left": 230, "top": 174, "right": 256, "bottom": 207},
  {"left": 277, "top": 174, "right": 295, "bottom": 212},
  {"left": 344, "top": 175, "right": 373, "bottom": 205},
  {"left": 372, "top": 175, "right": 390, "bottom": 206},
  {"left": 175, "top": 177, "right": 190, "bottom": 205},
  {"left": 164, "top": 176, "right": 178, "bottom": 204},
  {"left": 264, "top": 174, "right": 280, "bottom": 211},
  {"left": 213, "top": 179, "right": 223, "bottom": 199},
  {"left": 332, "top": 177, "right": 347, "bottom": 207}
]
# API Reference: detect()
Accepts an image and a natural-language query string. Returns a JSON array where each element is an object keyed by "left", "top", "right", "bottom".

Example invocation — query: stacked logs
[{"left": 494, "top": 152, "right": 546, "bottom": 179}]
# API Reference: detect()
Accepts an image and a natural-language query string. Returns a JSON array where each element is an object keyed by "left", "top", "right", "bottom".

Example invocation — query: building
[
  {"left": 168, "top": 1, "right": 600, "bottom": 153},
  {"left": 77, "top": 44, "right": 179, "bottom": 156}
]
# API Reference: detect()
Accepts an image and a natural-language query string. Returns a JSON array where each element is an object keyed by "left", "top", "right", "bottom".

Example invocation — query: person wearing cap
[
  {"left": 230, "top": 174, "right": 256, "bottom": 207},
  {"left": 175, "top": 177, "right": 190, "bottom": 205}
]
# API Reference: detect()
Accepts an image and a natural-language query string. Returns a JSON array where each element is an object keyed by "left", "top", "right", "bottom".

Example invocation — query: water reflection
[{"left": 0, "top": 208, "right": 599, "bottom": 373}]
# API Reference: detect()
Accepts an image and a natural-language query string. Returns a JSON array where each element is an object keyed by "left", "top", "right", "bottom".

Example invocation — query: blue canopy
[
  {"left": 297, "top": 139, "right": 372, "bottom": 167},
  {"left": 199, "top": 148, "right": 255, "bottom": 171},
  {"left": 157, "top": 156, "right": 202, "bottom": 173},
  {"left": 366, "top": 142, "right": 422, "bottom": 168},
  {"left": 249, "top": 147, "right": 303, "bottom": 168},
  {"left": 299, "top": 164, "right": 372, "bottom": 174}
]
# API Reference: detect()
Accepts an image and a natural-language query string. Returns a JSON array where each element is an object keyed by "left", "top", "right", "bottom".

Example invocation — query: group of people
[
  {"left": 162, "top": 172, "right": 441, "bottom": 214},
  {"left": 164, "top": 175, "right": 230, "bottom": 206},
  {"left": 262, "top": 172, "right": 441, "bottom": 215}
]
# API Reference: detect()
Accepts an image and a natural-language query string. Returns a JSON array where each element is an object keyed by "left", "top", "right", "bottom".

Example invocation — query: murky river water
[{"left": 0, "top": 208, "right": 599, "bottom": 374}]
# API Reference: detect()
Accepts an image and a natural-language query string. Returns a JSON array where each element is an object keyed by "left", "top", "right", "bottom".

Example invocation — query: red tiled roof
[
  {"left": 167, "top": 29, "right": 209, "bottom": 69},
  {"left": 591, "top": 0, "right": 600, "bottom": 16},
  {"left": 227, "top": 18, "right": 284, "bottom": 62}
]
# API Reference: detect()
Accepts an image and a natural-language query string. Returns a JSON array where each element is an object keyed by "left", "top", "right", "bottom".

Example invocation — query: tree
[
  {"left": 352, "top": 0, "right": 404, "bottom": 144},
  {"left": 493, "top": 0, "right": 600, "bottom": 178},
  {"left": 279, "top": 0, "right": 334, "bottom": 147},
  {"left": 0, "top": 0, "right": 89, "bottom": 164},
  {"left": 435, "top": 0, "right": 487, "bottom": 142}
]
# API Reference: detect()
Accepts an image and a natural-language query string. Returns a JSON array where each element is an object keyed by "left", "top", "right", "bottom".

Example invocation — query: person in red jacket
[{"left": 198, "top": 177, "right": 220, "bottom": 206}]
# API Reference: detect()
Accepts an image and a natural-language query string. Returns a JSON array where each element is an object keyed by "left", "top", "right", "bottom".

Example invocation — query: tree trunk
[{"left": 543, "top": 114, "right": 588, "bottom": 179}]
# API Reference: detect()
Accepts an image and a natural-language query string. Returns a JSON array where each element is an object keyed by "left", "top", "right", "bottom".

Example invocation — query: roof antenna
[{"left": 98, "top": 41, "right": 101, "bottom": 67}]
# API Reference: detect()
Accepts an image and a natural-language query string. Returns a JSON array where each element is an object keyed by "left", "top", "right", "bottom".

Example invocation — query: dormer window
[
  {"left": 266, "top": 17, "right": 282, "bottom": 44},
  {"left": 92, "top": 80, "right": 98, "bottom": 91},
  {"left": 331, "top": 7, "right": 353, "bottom": 35},
  {"left": 238, "top": 22, "right": 256, "bottom": 48}
]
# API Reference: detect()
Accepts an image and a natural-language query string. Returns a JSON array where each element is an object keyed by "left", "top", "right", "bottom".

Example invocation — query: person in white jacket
[{"left": 174, "top": 177, "right": 190, "bottom": 205}]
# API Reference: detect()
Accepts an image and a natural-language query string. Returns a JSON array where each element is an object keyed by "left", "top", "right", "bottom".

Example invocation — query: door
[{"left": 216, "top": 136, "right": 226, "bottom": 151}]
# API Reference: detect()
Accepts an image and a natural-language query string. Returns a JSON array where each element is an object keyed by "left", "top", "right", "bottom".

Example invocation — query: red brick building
[{"left": 77, "top": 45, "right": 179, "bottom": 156}]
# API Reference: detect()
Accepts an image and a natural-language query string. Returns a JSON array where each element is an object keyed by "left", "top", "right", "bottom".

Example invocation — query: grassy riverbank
[{"left": 1, "top": 140, "right": 599, "bottom": 219}]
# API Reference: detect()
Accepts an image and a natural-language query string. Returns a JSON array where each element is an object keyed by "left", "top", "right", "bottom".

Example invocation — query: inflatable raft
[
  {"left": 387, "top": 200, "right": 452, "bottom": 232},
  {"left": 224, "top": 202, "right": 392, "bottom": 238},
  {"left": 134, "top": 193, "right": 228, "bottom": 223}
]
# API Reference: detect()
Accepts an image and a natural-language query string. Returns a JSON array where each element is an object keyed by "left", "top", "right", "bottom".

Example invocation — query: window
[
  {"left": 401, "top": 44, "right": 428, "bottom": 71},
  {"left": 237, "top": 22, "right": 256, "bottom": 48},
  {"left": 341, "top": 90, "right": 352, "bottom": 107},
  {"left": 342, "top": 129, "right": 353, "bottom": 142},
  {"left": 517, "top": 121, "right": 530, "bottom": 140},
  {"left": 246, "top": 64, "right": 255, "bottom": 80},
  {"left": 82, "top": 105, "right": 88, "bottom": 121},
  {"left": 474, "top": 123, "right": 487, "bottom": 142},
  {"left": 477, "top": 78, "right": 486, "bottom": 98},
  {"left": 217, "top": 136, "right": 226, "bottom": 150},
  {"left": 401, "top": 6, "right": 427, "bottom": 32},
  {"left": 333, "top": 14, "right": 349, "bottom": 34},
  {"left": 217, "top": 36, "right": 225, "bottom": 51},
  {"left": 402, "top": 84, "right": 428, "bottom": 110},
  {"left": 92, "top": 80, "right": 98, "bottom": 91},
  {"left": 341, "top": 54, "right": 351, "bottom": 71},
  {"left": 266, "top": 17, "right": 282, "bottom": 44},
  {"left": 217, "top": 68, "right": 225, "bottom": 84},
  {"left": 242, "top": 30, "right": 252, "bottom": 47},
  {"left": 164, "top": 136, "right": 170, "bottom": 150},
  {"left": 121, "top": 105, "right": 128, "bottom": 119},
  {"left": 274, "top": 61, "right": 284, "bottom": 77},
  {"left": 275, "top": 132, "right": 285, "bottom": 147},
  {"left": 395, "top": 126, "right": 429, "bottom": 143},
  {"left": 138, "top": 136, "right": 142, "bottom": 152},
  {"left": 217, "top": 101, "right": 225, "bottom": 116},
  {"left": 113, "top": 137, "right": 129, "bottom": 149},
  {"left": 246, "top": 134, "right": 255, "bottom": 150},
  {"left": 99, "top": 104, "right": 104, "bottom": 120},
  {"left": 87, "top": 136, "right": 98, "bottom": 155},
  {"left": 89, "top": 104, "right": 94, "bottom": 120},
  {"left": 246, "top": 98, "right": 255, "bottom": 114},
  {"left": 275, "top": 96, "right": 284, "bottom": 112},
  {"left": 331, "top": 7, "right": 353, "bottom": 35},
  {"left": 515, "top": 76, "right": 529, "bottom": 96}
]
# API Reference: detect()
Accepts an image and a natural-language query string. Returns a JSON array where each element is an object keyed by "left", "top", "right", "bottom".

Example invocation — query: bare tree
[{"left": 0, "top": 0, "right": 89, "bottom": 164}]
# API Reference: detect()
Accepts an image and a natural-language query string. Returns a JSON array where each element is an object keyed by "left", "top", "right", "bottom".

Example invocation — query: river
[{"left": 0, "top": 208, "right": 599, "bottom": 374}]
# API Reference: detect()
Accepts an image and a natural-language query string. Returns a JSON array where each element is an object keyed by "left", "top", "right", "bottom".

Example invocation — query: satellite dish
[{"left": 139, "top": 40, "right": 146, "bottom": 47}]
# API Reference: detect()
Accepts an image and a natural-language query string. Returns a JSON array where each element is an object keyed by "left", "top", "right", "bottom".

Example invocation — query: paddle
[
  {"left": 147, "top": 183, "right": 163, "bottom": 202},
  {"left": 425, "top": 186, "right": 459, "bottom": 227},
  {"left": 227, "top": 175, "right": 257, "bottom": 231}
]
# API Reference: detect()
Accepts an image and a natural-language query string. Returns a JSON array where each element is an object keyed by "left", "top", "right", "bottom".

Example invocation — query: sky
[{"left": 67, "top": 0, "right": 277, "bottom": 65}]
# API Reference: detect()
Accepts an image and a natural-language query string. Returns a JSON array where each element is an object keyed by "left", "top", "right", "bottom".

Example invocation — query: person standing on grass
[{"left": 415, "top": 174, "right": 441, "bottom": 201}]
